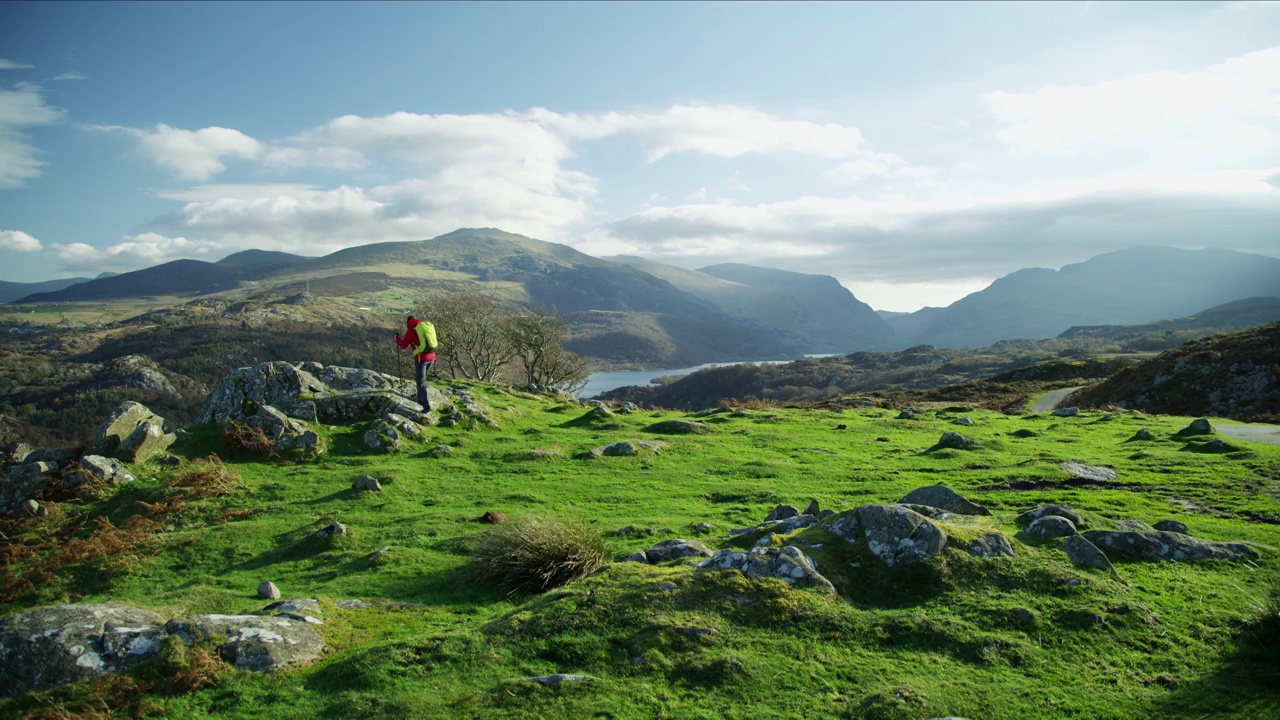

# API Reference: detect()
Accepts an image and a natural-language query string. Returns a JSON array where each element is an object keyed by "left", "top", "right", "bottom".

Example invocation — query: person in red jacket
[{"left": 396, "top": 316, "right": 437, "bottom": 411}]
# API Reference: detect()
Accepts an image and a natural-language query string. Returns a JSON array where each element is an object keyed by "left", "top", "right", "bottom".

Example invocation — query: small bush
[
  {"left": 222, "top": 420, "right": 278, "bottom": 458},
  {"left": 470, "top": 517, "right": 610, "bottom": 596}
]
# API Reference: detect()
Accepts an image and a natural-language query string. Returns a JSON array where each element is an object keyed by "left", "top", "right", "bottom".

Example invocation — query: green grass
[{"left": 2, "top": 389, "right": 1278, "bottom": 719}]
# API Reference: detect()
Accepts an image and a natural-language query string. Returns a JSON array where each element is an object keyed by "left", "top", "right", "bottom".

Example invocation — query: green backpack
[{"left": 418, "top": 321, "right": 438, "bottom": 351}]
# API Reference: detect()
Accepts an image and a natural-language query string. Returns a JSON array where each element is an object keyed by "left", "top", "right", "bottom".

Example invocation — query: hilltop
[{"left": 0, "top": 361, "right": 1276, "bottom": 719}]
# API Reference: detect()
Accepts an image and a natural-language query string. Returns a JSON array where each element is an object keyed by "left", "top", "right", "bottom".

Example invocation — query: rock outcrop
[
  {"left": 165, "top": 614, "right": 324, "bottom": 672},
  {"left": 824, "top": 504, "right": 948, "bottom": 567},
  {"left": 0, "top": 604, "right": 166, "bottom": 697},
  {"left": 898, "top": 485, "right": 990, "bottom": 516},
  {"left": 630, "top": 539, "right": 714, "bottom": 564},
  {"left": 697, "top": 546, "right": 836, "bottom": 594},
  {"left": 1081, "top": 530, "right": 1256, "bottom": 562}
]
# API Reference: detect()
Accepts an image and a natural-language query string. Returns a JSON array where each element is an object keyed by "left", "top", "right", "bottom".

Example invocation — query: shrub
[
  {"left": 222, "top": 420, "right": 278, "bottom": 458},
  {"left": 470, "top": 517, "right": 610, "bottom": 596}
]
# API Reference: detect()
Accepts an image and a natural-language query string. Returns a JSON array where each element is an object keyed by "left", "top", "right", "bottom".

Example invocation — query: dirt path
[
  {"left": 1031, "top": 386, "right": 1084, "bottom": 412},
  {"left": 1218, "top": 423, "right": 1280, "bottom": 447}
]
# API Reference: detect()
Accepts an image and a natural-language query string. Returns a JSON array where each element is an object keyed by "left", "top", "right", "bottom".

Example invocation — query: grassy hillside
[{"left": 1, "top": 384, "right": 1277, "bottom": 719}]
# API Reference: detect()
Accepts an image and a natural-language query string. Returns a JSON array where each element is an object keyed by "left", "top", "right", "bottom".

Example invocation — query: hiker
[{"left": 396, "top": 315, "right": 438, "bottom": 411}]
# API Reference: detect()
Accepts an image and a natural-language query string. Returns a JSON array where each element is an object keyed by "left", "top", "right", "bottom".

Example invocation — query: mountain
[
  {"left": 1059, "top": 297, "right": 1280, "bottom": 341},
  {"left": 892, "top": 247, "right": 1280, "bottom": 348},
  {"left": 696, "top": 263, "right": 896, "bottom": 351},
  {"left": 14, "top": 251, "right": 311, "bottom": 303},
  {"left": 609, "top": 256, "right": 895, "bottom": 353},
  {"left": 94, "top": 272, "right": 119, "bottom": 280},
  {"left": 1072, "top": 320, "right": 1280, "bottom": 421},
  {"left": 0, "top": 277, "right": 92, "bottom": 303}
]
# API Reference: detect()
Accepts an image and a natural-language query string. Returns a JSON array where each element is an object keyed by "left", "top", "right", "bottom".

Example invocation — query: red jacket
[{"left": 396, "top": 317, "right": 437, "bottom": 363}]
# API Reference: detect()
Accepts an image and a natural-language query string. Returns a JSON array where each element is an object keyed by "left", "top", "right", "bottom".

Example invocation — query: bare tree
[
  {"left": 505, "top": 307, "right": 589, "bottom": 392},
  {"left": 415, "top": 294, "right": 516, "bottom": 382}
]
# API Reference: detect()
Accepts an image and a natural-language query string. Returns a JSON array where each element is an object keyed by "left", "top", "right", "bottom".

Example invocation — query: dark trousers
[{"left": 415, "top": 359, "right": 434, "bottom": 411}]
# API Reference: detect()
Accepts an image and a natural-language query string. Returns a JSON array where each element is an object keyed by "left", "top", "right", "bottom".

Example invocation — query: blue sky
[{"left": 1, "top": 1, "right": 1278, "bottom": 310}]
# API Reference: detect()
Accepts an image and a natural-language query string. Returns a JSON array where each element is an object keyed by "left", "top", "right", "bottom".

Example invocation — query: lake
[{"left": 578, "top": 355, "right": 836, "bottom": 398}]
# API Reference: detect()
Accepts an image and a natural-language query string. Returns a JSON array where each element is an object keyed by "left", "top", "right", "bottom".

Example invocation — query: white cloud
[
  {"left": 0, "top": 59, "right": 34, "bottom": 70},
  {"left": 52, "top": 233, "right": 219, "bottom": 273},
  {"left": 983, "top": 46, "right": 1280, "bottom": 171},
  {"left": 51, "top": 71, "right": 88, "bottom": 81},
  {"left": 586, "top": 169, "right": 1280, "bottom": 287},
  {"left": 99, "top": 123, "right": 264, "bottom": 180},
  {"left": 686, "top": 187, "right": 709, "bottom": 202},
  {"left": 0, "top": 82, "right": 65, "bottom": 188},
  {"left": 530, "top": 104, "right": 868, "bottom": 161},
  {"left": 0, "top": 229, "right": 42, "bottom": 252}
]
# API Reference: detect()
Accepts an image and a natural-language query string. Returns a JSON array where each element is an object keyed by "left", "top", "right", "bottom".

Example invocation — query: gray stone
[
  {"left": 427, "top": 444, "right": 454, "bottom": 457},
  {"left": 24, "top": 448, "right": 73, "bottom": 465},
  {"left": 622, "top": 551, "right": 649, "bottom": 563},
  {"left": 20, "top": 499, "right": 42, "bottom": 518},
  {"left": 4, "top": 443, "right": 33, "bottom": 466},
  {"left": 66, "top": 455, "right": 135, "bottom": 487},
  {"left": 87, "top": 401, "right": 162, "bottom": 456},
  {"left": 645, "top": 419, "right": 710, "bottom": 435},
  {"left": 363, "top": 421, "right": 402, "bottom": 453},
  {"left": 1027, "top": 515, "right": 1077, "bottom": 538},
  {"left": 1181, "top": 418, "right": 1213, "bottom": 436},
  {"left": 238, "top": 405, "right": 322, "bottom": 456},
  {"left": 1153, "top": 520, "right": 1190, "bottom": 534},
  {"left": 857, "top": 504, "right": 948, "bottom": 566},
  {"left": 764, "top": 504, "right": 800, "bottom": 522},
  {"left": 1018, "top": 503, "right": 1085, "bottom": 528},
  {"left": 1, "top": 461, "right": 58, "bottom": 514},
  {"left": 1063, "top": 535, "right": 1116, "bottom": 573},
  {"left": 898, "top": 484, "right": 990, "bottom": 516},
  {"left": 1052, "top": 407, "right": 1080, "bottom": 417},
  {"left": 381, "top": 412, "right": 423, "bottom": 438},
  {"left": 335, "top": 599, "right": 372, "bottom": 610},
  {"left": 351, "top": 474, "right": 383, "bottom": 492},
  {"left": 931, "top": 432, "right": 976, "bottom": 450},
  {"left": 599, "top": 442, "right": 638, "bottom": 457},
  {"left": 164, "top": 615, "right": 324, "bottom": 672},
  {"left": 115, "top": 420, "right": 176, "bottom": 464},
  {"left": 309, "top": 522, "right": 347, "bottom": 538},
  {"left": 1128, "top": 429, "right": 1155, "bottom": 442},
  {"left": 967, "top": 533, "right": 1016, "bottom": 558},
  {"left": 258, "top": 581, "right": 281, "bottom": 600},
  {"left": 897, "top": 410, "right": 914, "bottom": 420},
  {"left": 263, "top": 599, "right": 320, "bottom": 614},
  {"left": 289, "top": 400, "right": 319, "bottom": 423},
  {"left": 528, "top": 674, "right": 598, "bottom": 689},
  {"left": 804, "top": 500, "right": 820, "bottom": 516},
  {"left": 1059, "top": 462, "right": 1117, "bottom": 483},
  {"left": 0, "top": 604, "right": 166, "bottom": 697},
  {"left": 953, "top": 417, "right": 974, "bottom": 426},
  {"left": 697, "top": 545, "right": 835, "bottom": 594},
  {"left": 1082, "top": 530, "right": 1256, "bottom": 562},
  {"left": 641, "top": 539, "right": 713, "bottom": 564}
]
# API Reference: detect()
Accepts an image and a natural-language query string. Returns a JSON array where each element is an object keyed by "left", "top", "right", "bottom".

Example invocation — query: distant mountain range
[
  {"left": 882, "top": 247, "right": 1280, "bottom": 348},
  {"left": 6, "top": 232, "right": 1279, "bottom": 363}
]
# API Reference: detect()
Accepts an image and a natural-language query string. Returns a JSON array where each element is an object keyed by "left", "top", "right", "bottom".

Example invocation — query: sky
[{"left": 0, "top": 1, "right": 1278, "bottom": 311}]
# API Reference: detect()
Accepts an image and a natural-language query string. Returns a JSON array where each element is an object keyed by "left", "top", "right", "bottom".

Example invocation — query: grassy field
[{"left": 2, "top": 386, "right": 1277, "bottom": 719}]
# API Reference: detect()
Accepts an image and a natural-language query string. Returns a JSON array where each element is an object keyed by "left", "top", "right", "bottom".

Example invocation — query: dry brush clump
[
  {"left": 470, "top": 517, "right": 611, "bottom": 596},
  {"left": 221, "top": 420, "right": 279, "bottom": 458}
]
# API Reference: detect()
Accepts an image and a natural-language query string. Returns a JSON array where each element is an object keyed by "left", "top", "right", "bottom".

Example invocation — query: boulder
[
  {"left": 200, "top": 362, "right": 328, "bottom": 424},
  {"left": 164, "top": 615, "right": 324, "bottom": 672},
  {"left": 1018, "top": 503, "right": 1085, "bottom": 528},
  {"left": 953, "top": 417, "right": 974, "bottom": 426},
  {"left": 1052, "top": 407, "right": 1080, "bottom": 417},
  {"left": 930, "top": 432, "right": 976, "bottom": 451},
  {"left": 258, "top": 581, "right": 281, "bottom": 600},
  {"left": 1, "top": 461, "right": 58, "bottom": 514},
  {"left": 1011, "top": 428, "right": 1038, "bottom": 438},
  {"left": 427, "top": 444, "right": 454, "bottom": 457},
  {"left": 1153, "top": 520, "right": 1189, "bottom": 534},
  {"left": 478, "top": 510, "right": 507, "bottom": 524},
  {"left": 897, "top": 410, "right": 915, "bottom": 420},
  {"left": 66, "top": 455, "right": 135, "bottom": 487},
  {"left": 825, "top": 505, "right": 947, "bottom": 567},
  {"left": 381, "top": 412, "right": 423, "bottom": 438},
  {"left": 764, "top": 504, "right": 800, "bottom": 522},
  {"left": 289, "top": 400, "right": 319, "bottom": 423},
  {"left": 25, "top": 448, "right": 73, "bottom": 465},
  {"left": 1063, "top": 535, "right": 1116, "bottom": 573},
  {"left": 697, "top": 546, "right": 835, "bottom": 594},
  {"left": 238, "top": 405, "right": 321, "bottom": 456},
  {"left": 804, "top": 499, "right": 821, "bottom": 516},
  {"left": 363, "top": 421, "right": 402, "bottom": 453},
  {"left": 1128, "top": 429, "right": 1155, "bottom": 442},
  {"left": 351, "top": 474, "right": 383, "bottom": 492},
  {"left": 1082, "top": 530, "right": 1256, "bottom": 562},
  {"left": 640, "top": 539, "right": 713, "bottom": 564},
  {"left": 115, "top": 420, "right": 176, "bottom": 464},
  {"left": 898, "top": 485, "right": 990, "bottom": 516},
  {"left": 4, "top": 443, "right": 33, "bottom": 466},
  {"left": 0, "top": 604, "right": 166, "bottom": 697},
  {"left": 1027, "top": 515, "right": 1077, "bottom": 538},
  {"left": 1059, "top": 462, "right": 1117, "bottom": 483},
  {"left": 599, "top": 442, "right": 637, "bottom": 457},
  {"left": 1176, "top": 418, "right": 1214, "bottom": 437},
  {"left": 967, "top": 533, "right": 1016, "bottom": 558},
  {"left": 87, "top": 401, "right": 162, "bottom": 457},
  {"left": 309, "top": 522, "right": 347, "bottom": 538},
  {"left": 95, "top": 355, "right": 177, "bottom": 396},
  {"left": 645, "top": 419, "right": 710, "bottom": 435}
]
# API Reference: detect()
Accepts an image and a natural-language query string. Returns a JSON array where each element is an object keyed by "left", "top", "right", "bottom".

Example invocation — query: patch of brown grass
[{"left": 222, "top": 420, "right": 278, "bottom": 458}]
